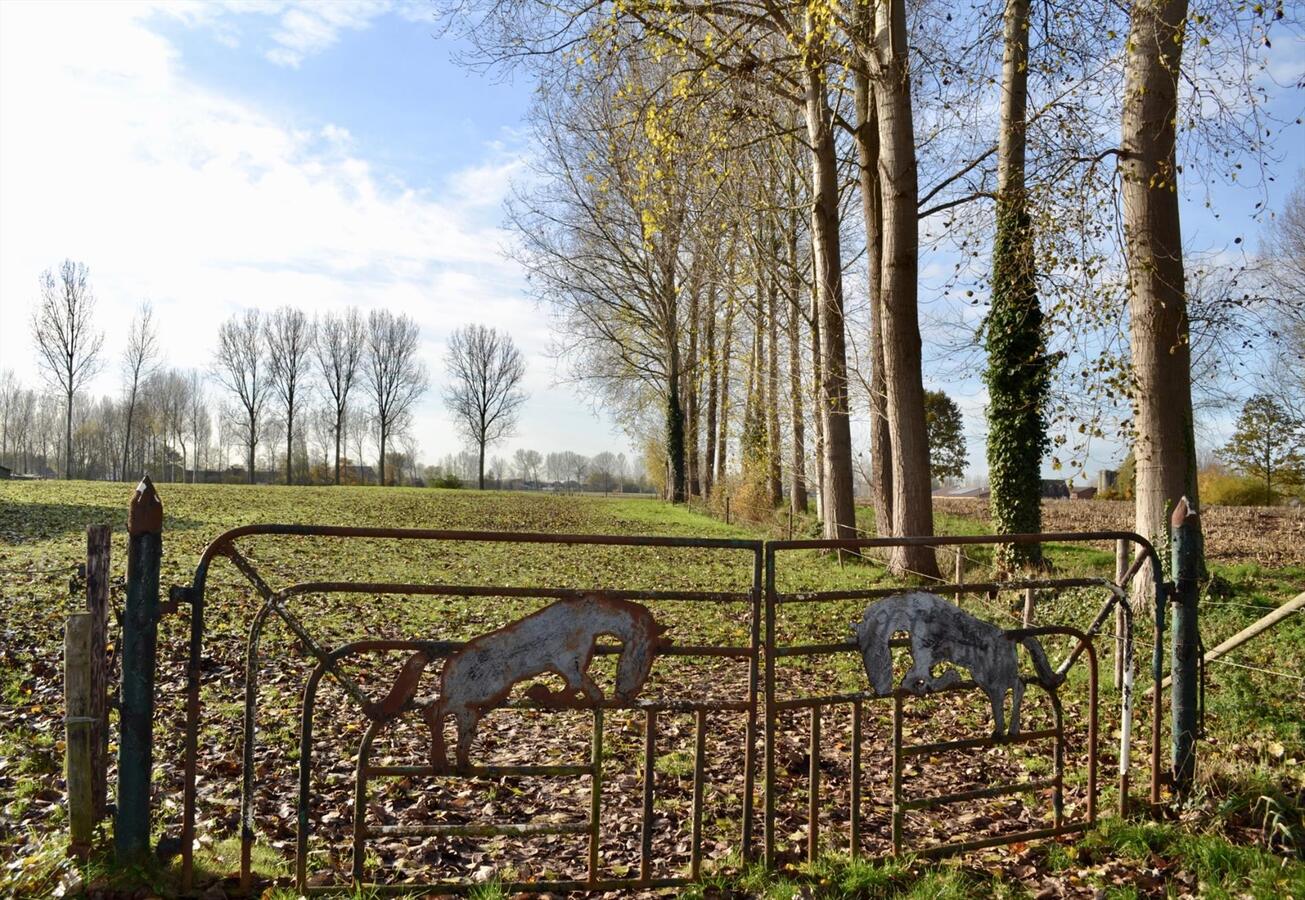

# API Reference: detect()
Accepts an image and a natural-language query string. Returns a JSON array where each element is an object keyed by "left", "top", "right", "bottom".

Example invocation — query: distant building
[
  {"left": 1069, "top": 486, "right": 1098, "bottom": 500},
  {"left": 932, "top": 485, "right": 990, "bottom": 499},
  {"left": 1040, "top": 479, "right": 1070, "bottom": 499},
  {"left": 1098, "top": 470, "right": 1118, "bottom": 493}
]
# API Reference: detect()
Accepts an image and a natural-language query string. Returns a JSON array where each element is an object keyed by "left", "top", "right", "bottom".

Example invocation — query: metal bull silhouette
[
  {"left": 371, "top": 594, "right": 667, "bottom": 772},
  {"left": 853, "top": 591, "right": 1064, "bottom": 736}
]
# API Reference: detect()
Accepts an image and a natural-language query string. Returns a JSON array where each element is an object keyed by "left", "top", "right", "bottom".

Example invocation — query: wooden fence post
[
  {"left": 86, "top": 524, "right": 110, "bottom": 820},
  {"left": 1170, "top": 497, "right": 1200, "bottom": 795},
  {"left": 65, "top": 613, "right": 94, "bottom": 861},
  {"left": 116, "top": 477, "right": 163, "bottom": 863}
]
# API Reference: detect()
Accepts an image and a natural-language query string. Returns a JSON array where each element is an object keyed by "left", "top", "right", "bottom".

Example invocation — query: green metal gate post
[
  {"left": 1170, "top": 496, "right": 1200, "bottom": 795},
  {"left": 116, "top": 477, "right": 163, "bottom": 862}
]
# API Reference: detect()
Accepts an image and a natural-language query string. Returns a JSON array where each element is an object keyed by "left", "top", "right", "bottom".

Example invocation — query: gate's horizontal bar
[
  {"left": 365, "top": 822, "right": 589, "bottom": 838},
  {"left": 773, "top": 637, "right": 912, "bottom": 658},
  {"left": 907, "top": 822, "right": 1089, "bottom": 859},
  {"left": 902, "top": 728, "right": 1059, "bottom": 757},
  {"left": 210, "top": 523, "right": 763, "bottom": 550},
  {"left": 775, "top": 578, "right": 1110, "bottom": 605},
  {"left": 303, "top": 876, "right": 695, "bottom": 895},
  {"left": 364, "top": 764, "right": 591, "bottom": 778},
  {"left": 901, "top": 777, "right": 1058, "bottom": 810},
  {"left": 773, "top": 680, "right": 987, "bottom": 711},
  {"left": 767, "top": 531, "right": 1151, "bottom": 551},
  {"left": 273, "top": 581, "right": 754, "bottom": 604}
]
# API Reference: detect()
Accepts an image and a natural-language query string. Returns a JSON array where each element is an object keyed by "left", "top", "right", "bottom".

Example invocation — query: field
[{"left": 1, "top": 481, "right": 1302, "bottom": 898}]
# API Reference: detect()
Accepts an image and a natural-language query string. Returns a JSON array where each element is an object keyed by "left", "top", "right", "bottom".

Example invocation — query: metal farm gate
[{"left": 152, "top": 522, "right": 1167, "bottom": 894}]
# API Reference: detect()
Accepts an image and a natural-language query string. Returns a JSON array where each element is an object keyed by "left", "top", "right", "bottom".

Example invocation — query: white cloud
[{"left": 0, "top": 1, "right": 625, "bottom": 463}]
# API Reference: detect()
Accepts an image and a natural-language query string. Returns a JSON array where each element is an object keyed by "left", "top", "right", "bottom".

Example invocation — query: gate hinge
[{"left": 162, "top": 585, "right": 194, "bottom": 616}]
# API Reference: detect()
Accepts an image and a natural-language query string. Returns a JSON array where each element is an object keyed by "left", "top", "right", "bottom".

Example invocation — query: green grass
[{"left": 2, "top": 480, "right": 1302, "bottom": 897}]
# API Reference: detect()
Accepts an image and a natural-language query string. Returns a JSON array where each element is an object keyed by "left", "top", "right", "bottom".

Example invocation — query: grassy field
[{"left": 0, "top": 481, "right": 1301, "bottom": 898}]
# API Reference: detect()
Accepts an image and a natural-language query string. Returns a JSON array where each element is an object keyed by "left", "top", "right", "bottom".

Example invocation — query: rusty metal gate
[
  {"left": 171, "top": 526, "right": 764, "bottom": 894},
  {"left": 166, "top": 524, "right": 1166, "bottom": 894}
]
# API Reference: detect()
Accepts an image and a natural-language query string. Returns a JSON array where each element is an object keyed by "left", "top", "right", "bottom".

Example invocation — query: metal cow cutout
[
  {"left": 852, "top": 591, "right": 1064, "bottom": 736},
  {"left": 372, "top": 594, "right": 666, "bottom": 771}
]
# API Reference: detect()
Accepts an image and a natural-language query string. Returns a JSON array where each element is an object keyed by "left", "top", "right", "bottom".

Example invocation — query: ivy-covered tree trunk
[
  {"left": 766, "top": 258, "right": 784, "bottom": 506},
  {"left": 985, "top": 0, "right": 1049, "bottom": 570}
]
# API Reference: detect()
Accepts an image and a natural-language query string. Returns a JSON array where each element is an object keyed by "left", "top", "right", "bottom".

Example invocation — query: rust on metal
[
  {"left": 165, "top": 523, "right": 1156, "bottom": 894},
  {"left": 362, "top": 594, "right": 664, "bottom": 772},
  {"left": 127, "top": 476, "right": 162, "bottom": 536},
  {"left": 853, "top": 591, "right": 1064, "bottom": 736}
]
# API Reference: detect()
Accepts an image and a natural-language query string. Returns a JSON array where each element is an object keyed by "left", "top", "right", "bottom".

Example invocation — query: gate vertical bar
[
  {"left": 588, "top": 707, "right": 603, "bottom": 884},
  {"left": 1114, "top": 540, "right": 1128, "bottom": 689},
  {"left": 891, "top": 693, "right": 903, "bottom": 855},
  {"left": 690, "top": 708, "right": 706, "bottom": 880},
  {"left": 763, "top": 547, "right": 777, "bottom": 868},
  {"left": 849, "top": 699, "right": 861, "bottom": 857},
  {"left": 807, "top": 705, "right": 820, "bottom": 863},
  {"left": 741, "top": 545, "right": 762, "bottom": 862},
  {"left": 1171, "top": 497, "right": 1200, "bottom": 794},
  {"left": 640, "top": 709, "right": 657, "bottom": 882},
  {"left": 117, "top": 477, "right": 162, "bottom": 864}
]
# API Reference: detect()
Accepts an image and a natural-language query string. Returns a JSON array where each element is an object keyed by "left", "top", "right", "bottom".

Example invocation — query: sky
[
  {"left": 0, "top": 0, "right": 633, "bottom": 468},
  {"left": 0, "top": 1, "right": 1300, "bottom": 482}
]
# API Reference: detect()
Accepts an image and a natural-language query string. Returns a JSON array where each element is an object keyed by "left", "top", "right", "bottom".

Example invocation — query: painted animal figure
[
  {"left": 852, "top": 591, "right": 1064, "bottom": 736},
  {"left": 371, "top": 594, "right": 666, "bottom": 772}
]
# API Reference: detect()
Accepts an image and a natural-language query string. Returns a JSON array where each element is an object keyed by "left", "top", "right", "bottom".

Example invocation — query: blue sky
[{"left": 0, "top": 1, "right": 1299, "bottom": 483}]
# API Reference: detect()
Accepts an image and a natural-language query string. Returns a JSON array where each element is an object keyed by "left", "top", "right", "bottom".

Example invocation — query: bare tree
[
  {"left": 119, "top": 301, "right": 159, "bottom": 481},
  {"left": 314, "top": 308, "right": 364, "bottom": 485},
  {"left": 31, "top": 260, "right": 104, "bottom": 479},
  {"left": 365, "top": 310, "right": 428, "bottom": 486},
  {"left": 265, "top": 306, "right": 314, "bottom": 485},
  {"left": 514, "top": 447, "right": 542, "bottom": 486},
  {"left": 443, "top": 324, "right": 528, "bottom": 490},
  {"left": 213, "top": 309, "right": 269, "bottom": 483}
]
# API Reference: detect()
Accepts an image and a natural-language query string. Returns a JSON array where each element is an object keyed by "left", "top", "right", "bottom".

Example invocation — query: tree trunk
[
  {"left": 121, "top": 387, "right": 136, "bottom": 482},
  {"left": 334, "top": 416, "right": 342, "bottom": 485},
  {"left": 803, "top": 57, "right": 857, "bottom": 541},
  {"left": 64, "top": 391, "right": 73, "bottom": 479},
  {"left": 1121, "top": 0, "right": 1202, "bottom": 567},
  {"left": 874, "top": 0, "right": 939, "bottom": 577},
  {"left": 716, "top": 289, "right": 735, "bottom": 487},
  {"left": 986, "top": 0, "right": 1047, "bottom": 571},
  {"left": 686, "top": 284, "right": 701, "bottom": 498},
  {"left": 477, "top": 439, "right": 485, "bottom": 490},
  {"left": 703, "top": 286, "right": 718, "bottom": 498},
  {"left": 286, "top": 399, "right": 294, "bottom": 486},
  {"left": 786, "top": 219, "right": 809, "bottom": 515},
  {"left": 247, "top": 411, "right": 256, "bottom": 484},
  {"left": 668, "top": 366, "right": 686, "bottom": 503},
  {"left": 809, "top": 272, "right": 825, "bottom": 520},
  {"left": 854, "top": 62, "right": 895, "bottom": 539},
  {"left": 767, "top": 253, "right": 784, "bottom": 506}
]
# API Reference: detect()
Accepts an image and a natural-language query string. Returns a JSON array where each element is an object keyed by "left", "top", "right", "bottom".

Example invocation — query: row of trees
[
  {"left": 12, "top": 262, "right": 545, "bottom": 487},
  {"left": 443, "top": 0, "right": 1298, "bottom": 572}
]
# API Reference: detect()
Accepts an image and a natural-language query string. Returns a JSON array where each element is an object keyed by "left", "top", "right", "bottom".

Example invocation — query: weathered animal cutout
[
  {"left": 371, "top": 594, "right": 666, "bottom": 772},
  {"left": 852, "top": 591, "right": 1064, "bottom": 736}
]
